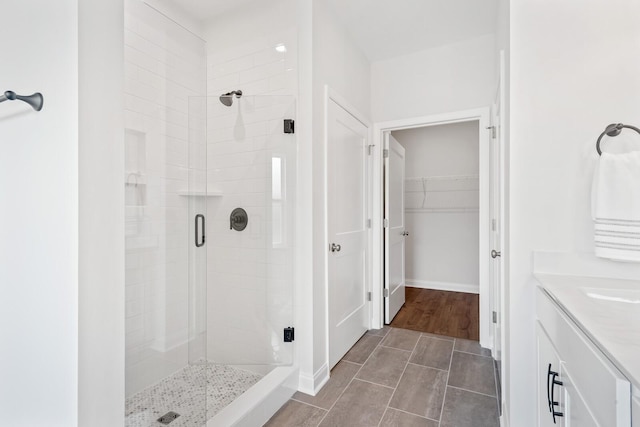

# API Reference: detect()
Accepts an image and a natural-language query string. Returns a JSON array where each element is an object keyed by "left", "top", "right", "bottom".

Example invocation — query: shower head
[{"left": 219, "top": 90, "right": 243, "bottom": 107}]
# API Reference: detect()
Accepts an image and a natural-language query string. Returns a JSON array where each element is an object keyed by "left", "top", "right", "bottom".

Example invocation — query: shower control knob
[
  {"left": 330, "top": 243, "right": 341, "bottom": 252},
  {"left": 491, "top": 250, "right": 501, "bottom": 258}
]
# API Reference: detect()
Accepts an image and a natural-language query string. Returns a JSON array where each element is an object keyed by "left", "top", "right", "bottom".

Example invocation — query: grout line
[
  {"left": 351, "top": 377, "right": 396, "bottom": 390},
  {"left": 419, "top": 333, "right": 455, "bottom": 343},
  {"left": 406, "top": 362, "right": 449, "bottom": 373},
  {"left": 289, "top": 398, "right": 329, "bottom": 412},
  {"left": 378, "top": 344, "right": 413, "bottom": 353},
  {"left": 453, "top": 349, "right": 493, "bottom": 358},
  {"left": 378, "top": 329, "right": 421, "bottom": 427},
  {"left": 316, "top": 333, "right": 386, "bottom": 426},
  {"left": 438, "top": 338, "right": 456, "bottom": 426},
  {"left": 446, "top": 385, "right": 498, "bottom": 399},
  {"left": 386, "top": 406, "right": 440, "bottom": 423}
]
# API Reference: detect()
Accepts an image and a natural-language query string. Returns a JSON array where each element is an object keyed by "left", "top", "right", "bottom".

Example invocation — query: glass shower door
[{"left": 203, "top": 94, "right": 297, "bottom": 368}]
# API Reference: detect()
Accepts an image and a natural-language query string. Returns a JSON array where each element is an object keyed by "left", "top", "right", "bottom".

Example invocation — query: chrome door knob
[
  {"left": 402, "top": 231, "right": 409, "bottom": 236},
  {"left": 491, "top": 250, "right": 501, "bottom": 258},
  {"left": 330, "top": 243, "right": 342, "bottom": 252}
]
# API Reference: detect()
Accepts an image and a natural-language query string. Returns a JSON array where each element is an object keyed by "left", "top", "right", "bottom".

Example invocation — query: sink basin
[{"left": 580, "top": 287, "right": 640, "bottom": 304}]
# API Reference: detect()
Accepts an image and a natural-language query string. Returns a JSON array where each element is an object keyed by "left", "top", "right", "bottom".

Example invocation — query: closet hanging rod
[
  {"left": 596, "top": 123, "right": 640, "bottom": 156},
  {"left": 0, "top": 91, "right": 44, "bottom": 111}
]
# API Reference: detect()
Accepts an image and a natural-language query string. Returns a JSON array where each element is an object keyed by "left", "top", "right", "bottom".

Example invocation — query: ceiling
[
  {"left": 160, "top": 0, "right": 259, "bottom": 22},
  {"left": 325, "top": 0, "right": 499, "bottom": 61},
  {"left": 161, "top": 0, "right": 499, "bottom": 62}
]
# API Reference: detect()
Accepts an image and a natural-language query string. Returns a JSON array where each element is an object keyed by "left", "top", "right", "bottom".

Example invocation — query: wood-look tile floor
[
  {"left": 265, "top": 327, "right": 499, "bottom": 427},
  {"left": 390, "top": 288, "right": 479, "bottom": 340}
]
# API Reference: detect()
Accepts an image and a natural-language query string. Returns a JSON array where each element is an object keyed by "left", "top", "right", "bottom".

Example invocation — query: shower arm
[{"left": 0, "top": 91, "right": 44, "bottom": 111}]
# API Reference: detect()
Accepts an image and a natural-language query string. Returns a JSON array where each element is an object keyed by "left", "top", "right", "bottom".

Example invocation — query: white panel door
[
  {"left": 384, "top": 134, "right": 406, "bottom": 324},
  {"left": 491, "top": 50, "right": 506, "bottom": 365},
  {"left": 328, "top": 98, "right": 369, "bottom": 369}
]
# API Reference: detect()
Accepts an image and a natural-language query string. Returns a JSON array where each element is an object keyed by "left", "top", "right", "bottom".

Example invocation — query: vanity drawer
[{"left": 537, "top": 287, "right": 631, "bottom": 426}]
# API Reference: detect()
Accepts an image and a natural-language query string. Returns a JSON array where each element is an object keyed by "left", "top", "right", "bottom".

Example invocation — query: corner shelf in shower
[{"left": 178, "top": 191, "right": 223, "bottom": 197}]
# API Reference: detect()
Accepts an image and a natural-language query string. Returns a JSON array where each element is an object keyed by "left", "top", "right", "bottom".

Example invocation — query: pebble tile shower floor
[{"left": 125, "top": 363, "right": 263, "bottom": 426}]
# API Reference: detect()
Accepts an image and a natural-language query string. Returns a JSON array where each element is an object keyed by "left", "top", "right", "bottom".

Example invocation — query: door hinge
[
  {"left": 383, "top": 289, "right": 390, "bottom": 298},
  {"left": 383, "top": 218, "right": 388, "bottom": 228},
  {"left": 368, "top": 144, "right": 375, "bottom": 155},
  {"left": 367, "top": 291, "right": 372, "bottom": 301},
  {"left": 492, "top": 311, "right": 498, "bottom": 324},
  {"left": 492, "top": 218, "right": 497, "bottom": 231},
  {"left": 367, "top": 218, "right": 372, "bottom": 228},
  {"left": 486, "top": 125, "right": 496, "bottom": 139},
  {"left": 284, "top": 327, "right": 295, "bottom": 342},
  {"left": 284, "top": 119, "right": 295, "bottom": 134},
  {"left": 383, "top": 149, "right": 389, "bottom": 158}
]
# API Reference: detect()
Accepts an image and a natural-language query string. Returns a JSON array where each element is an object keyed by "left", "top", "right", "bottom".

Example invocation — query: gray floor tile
[
  {"left": 454, "top": 338, "right": 492, "bottom": 356},
  {"left": 367, "top": 325, "right": 391, "bottom": 337},
  {"left": 448, "top": 351, "right": 496, "bottom": 396},
  {"left": 264, "top": 400, "right": 327, "bottom": 427},
  {"left": 355, "top": 346, "right": 410, "bottom": 388},
  {"left": 319, "top": 379, "right": 393, "bottom": 427},
  {"left": 381, "top": 328, "right": 421, "bottom": 351},
  {"left": 380, "top": 408, "right": 439, "bottom": 427},
  {"left": 293, "top": 361, "right": 361, "bottom": 409},
  {"left": 388, "top": 363, "right": 447, "bottom": 420},
  {"left": 421, "top": 332, "right": 454, "bottom": 341},
  {"left": 440, "top": 387, "right": 499, "bottom": 427},
  {"left": 410, "top": 336, "right": 454, "bottom": 371},
  {"left": 343, "top": 334, "right": 383, "bottom": 364}
]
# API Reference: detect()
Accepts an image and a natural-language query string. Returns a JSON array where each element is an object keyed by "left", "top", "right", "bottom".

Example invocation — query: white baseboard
[
  {"left": 297, "top": 363, "right": 329, "bottom": 396},
  {"left": 406, "top": 279, "right": 479, "bottom": 294}
]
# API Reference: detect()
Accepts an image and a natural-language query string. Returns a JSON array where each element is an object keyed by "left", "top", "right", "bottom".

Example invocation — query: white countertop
[{"left": 535, "top": 273, "right": 640, "bottom": 389}]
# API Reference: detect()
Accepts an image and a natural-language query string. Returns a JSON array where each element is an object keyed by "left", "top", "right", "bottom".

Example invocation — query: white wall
[
  {"left": 371, "top": 34, "right": 496, "bottom": 123},
  {"left": 0, "top": 2, "right": 79, "bottom": 425},
  {"left": 307, "top": 0, "right": 372, "bottom": 393},
  {"left": 393, "top": 122, "right": 480, "bottom": 292},
  {"left": 509, "top": 1, "right": 640, "bottom": 425},
  {"left": 78, "top": 0, "right": 125, "bottom": 425},
  {"left": 123, "top": 0, "right": 207, "bottom": 396}
]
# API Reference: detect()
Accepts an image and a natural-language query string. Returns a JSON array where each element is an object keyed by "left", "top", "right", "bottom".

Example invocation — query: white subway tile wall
[{"left": 124, "top": 0, "right": 206, "bottom": 397}]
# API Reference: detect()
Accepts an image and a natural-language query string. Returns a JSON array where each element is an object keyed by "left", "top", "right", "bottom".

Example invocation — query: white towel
[{"left": 592, "top": 150, "right": 640, "bottom": 261}]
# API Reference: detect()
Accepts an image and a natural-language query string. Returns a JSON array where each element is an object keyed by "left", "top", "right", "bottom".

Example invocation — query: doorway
[{"left": 372, "top": 108, "right": 494, "bottom": 349}]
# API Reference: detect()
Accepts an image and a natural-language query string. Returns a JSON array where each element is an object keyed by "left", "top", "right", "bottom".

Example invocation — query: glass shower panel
[
  {"left": 203, "top": 94, "right": 297, "bottom": 366},
  {"left": 124, "top": 0, "right": 207, "bottom": 424}
]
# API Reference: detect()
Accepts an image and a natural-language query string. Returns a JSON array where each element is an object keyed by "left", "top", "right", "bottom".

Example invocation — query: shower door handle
[{"left": 195, "top": 214, "right": 205, "bottom": 247}]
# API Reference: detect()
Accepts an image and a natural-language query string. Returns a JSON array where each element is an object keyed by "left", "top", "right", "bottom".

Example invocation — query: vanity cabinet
[{"left": 536, "top": 287, "right": 632, "bottom": 427}]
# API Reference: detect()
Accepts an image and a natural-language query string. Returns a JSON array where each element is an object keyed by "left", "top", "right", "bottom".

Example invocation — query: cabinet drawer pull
[{"left": 550, "top": 371, "right": 564, "bottom": 423}]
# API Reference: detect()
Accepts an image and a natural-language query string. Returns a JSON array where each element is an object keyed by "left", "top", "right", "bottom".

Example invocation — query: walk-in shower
[{"left": 123, "top": 0, "right": 298, "bottom": 425}]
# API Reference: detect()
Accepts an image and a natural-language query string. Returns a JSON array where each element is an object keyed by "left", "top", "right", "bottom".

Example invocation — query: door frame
[
  {"left": 324, "top": 85, "right": 373, "bottom": 368},
  {"left": 371, "top": 107, "right": 493, "bottom": 349}
]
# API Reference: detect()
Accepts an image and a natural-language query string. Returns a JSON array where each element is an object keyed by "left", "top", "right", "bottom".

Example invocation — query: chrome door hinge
[
  {"left": 367, "top": 218, "right": 372, "bottom": 228},
  {"left": 492, "top": 311, "right": 498, "bottom": 324},
  {"left": 383, "top": 288, "right": 390, "bottom": 298},
  {"left": 492, "top": 218, "right": 497, "bottom": 231},
  {"left": 383, "top": 218, "right": 389, "bottom": 228},
  {"left": 368, "top": 144, "right": 375, "bottom": 155},
  {"left": 367, "top": 291, "right": 372, "bottom": 301},
  {"left": 383, "top": 149, "right": 389, "bottom": 158}
]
